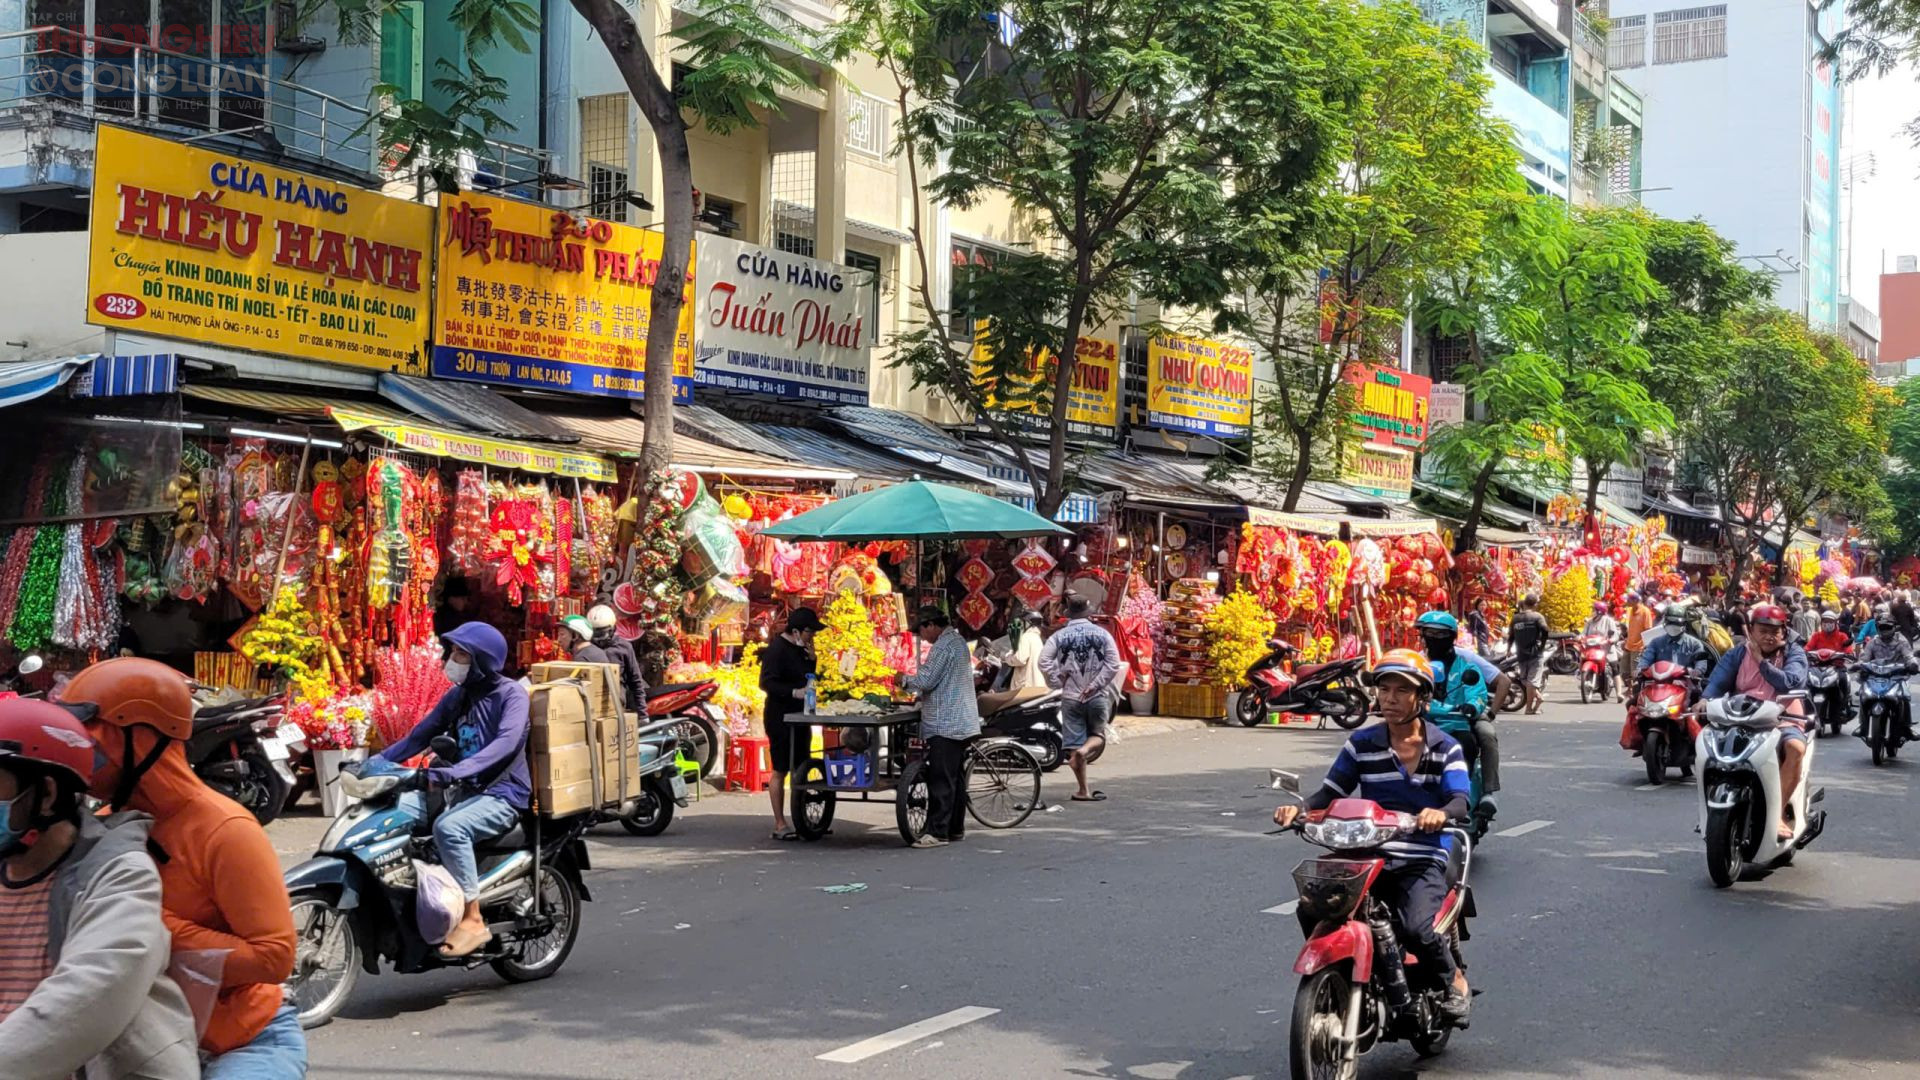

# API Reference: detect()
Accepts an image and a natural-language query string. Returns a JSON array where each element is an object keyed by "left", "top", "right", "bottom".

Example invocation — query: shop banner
[
  {"left": 1429, "top": 382, "right": 1466, "bottom": 429},
  {"left": 430, "top": 191, "right": 694, "bottom": 402},
  {"left": 1340, "top": 442, "right": 1415, "bottom": 499},
  {"left": 332, "top": 407, "right": 617, "bottom": 482},
  {"left": 1246, "top": 507, "right": 1343, "bottom": 535},
  {"left": 1146, "top": 333, "right": 1254, "bottom": 437},
  {"left": 1681, "top": 544, "right": 1717, "bottom": 566},
  {"left": 973, "top": 325, "right": 1120, "bottom": 439},
  {"left": 1343, "top": 363, "right": 1431, "bottom": 449},
  {"left": 1348, "top": 517, "right": 1440, "bottom": 538},
  {"left": 692, "top": 234, "right": 872, "bottom": 404},
  {"left": 86, "top": 125, "right": 433, "bottom": 372}
]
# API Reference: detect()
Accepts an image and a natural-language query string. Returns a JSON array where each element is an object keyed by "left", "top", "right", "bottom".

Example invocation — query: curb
[{"left": 1114, "top": 713, "right": 1218, "bottom": 739}]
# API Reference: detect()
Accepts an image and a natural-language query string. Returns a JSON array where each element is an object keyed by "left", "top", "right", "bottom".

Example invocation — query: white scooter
[{"left": 1695, "top": 691, "right": 1826, "bottom": 888}]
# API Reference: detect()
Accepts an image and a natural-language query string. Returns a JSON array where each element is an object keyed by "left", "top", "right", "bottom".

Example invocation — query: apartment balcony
[
  {"left": 1487, "top": 63, "right": 1570, "bottom": 199},
  {"left": 0, "top": 27, "right": 551, "bottom": 208}
]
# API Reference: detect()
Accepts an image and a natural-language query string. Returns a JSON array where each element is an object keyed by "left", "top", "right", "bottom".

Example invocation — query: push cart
[{"left": 786, "top": 709, "right": 1044, "bottom": 844}]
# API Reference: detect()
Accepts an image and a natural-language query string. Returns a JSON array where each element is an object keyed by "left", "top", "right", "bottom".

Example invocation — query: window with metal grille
[
  {"left": 1653, "top": 5, "right": 1726, "bottom": 64},
  {"left": 1607, "top": 14, "right": 1646, "bottom": 68},
  {"left": 771, "top": 149, "right": 817, "bottom": 256},
  {"left": 1429, "top": 334, "right": 1473, "bottom": 385},
  {"left": 845, "top": 249, "right": 883, "bottom": 340},
  {"left": 579, "top": 94, "right": 631, "bottom": 222},
  {"left": 846, "top": 93, "right": 890, "bottom": 157}
]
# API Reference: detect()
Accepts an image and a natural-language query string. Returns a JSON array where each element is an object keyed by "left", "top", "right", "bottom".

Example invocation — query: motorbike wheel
[
  {"left": 1235, "top": 687, "right": 1266, "bottom": 727},
  {"left": 1287, "top": 967, "right": 1357, "bottom": 1080},
  {"left": 619, "top": 776, "right": 675, "bottom": 836},
  {"left": 492, "top": 863, "right": 581, "bottom": 983},
  {"left": 1547, "top": 650, "right": 1579, "bottom": 677},
  {"left": 1872, "top": 714, "right": 1888, "bottom": 767},
  {"left": 1034, "top": 733, "right": 1064, "bottom": 772},
  {"left": 1705, "top": 806, "right": 1742, "bottom": 888},
  {"left": 1331, "top": 689, "right": 1370, "bottom": 731},
  {"left": 1643, "top": 729, "right": 1665, "bottom": 787},
  {"left": 670, "top": 713, "right": 720, "bottom": 778},
  {"left": 791, "top": 757, "right": 837, "bottom": 841},
  {"left": 286, "top": 887, "right": 360, "bottom": 1029},
  {"left": 1579, "top": 675, "right": 1593, "bottom": 704},
  {"left": 1502, "top": 681, "right": 1525, "bottom": 713},
  {"left": 205, "top": 747, "right": 288, "bottom": 827},
  {"left": 895, "top": 760, "right": 930, "bottom": 845}
]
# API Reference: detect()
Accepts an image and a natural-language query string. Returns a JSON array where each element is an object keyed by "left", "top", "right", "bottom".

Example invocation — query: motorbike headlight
[
  {"left": 1291, "top": 858, "right": 1374, "bottom": 923},
  {"left": 1301, "top": 817, "right": 1399, "bottom": 851},
  {"left": 1640, "top": 703, "right": 1670, "bottom": 718}
]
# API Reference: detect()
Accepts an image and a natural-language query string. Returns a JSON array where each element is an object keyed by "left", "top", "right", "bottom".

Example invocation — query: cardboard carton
[
  {"left": 529, "top": 662, "right": 623, "bottom": 719},
  {"left": 534, "top": 742, "right": 598, "bottom": 788},
  {"left": 538, "top": 779, "right": 597, "bottom": 818}
]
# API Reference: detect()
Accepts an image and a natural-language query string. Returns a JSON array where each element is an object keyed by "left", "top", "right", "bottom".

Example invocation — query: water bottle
[{"left": 804, "top": 674, "right": 817, "bottom": 714}]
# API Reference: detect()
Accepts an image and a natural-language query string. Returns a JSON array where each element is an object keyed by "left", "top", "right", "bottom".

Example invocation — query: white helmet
[{"left": 587, "top": 604, "right": 618, "bottom": 631}]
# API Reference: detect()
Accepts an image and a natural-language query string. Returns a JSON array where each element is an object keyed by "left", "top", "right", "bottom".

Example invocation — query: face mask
[
  {"left": 0, "top": 789, "right": 37, "bottom": 855},
  {"left": 445, "top": 659, "right": 470, "bottom": 684}
]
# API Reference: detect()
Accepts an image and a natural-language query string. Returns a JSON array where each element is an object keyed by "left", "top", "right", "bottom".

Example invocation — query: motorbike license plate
[
  {"left": 278, "top": 723, "right": 305, "bottom": 745},
  {"left": 670, "top": 773, "right": 689, "bottom": 802}
]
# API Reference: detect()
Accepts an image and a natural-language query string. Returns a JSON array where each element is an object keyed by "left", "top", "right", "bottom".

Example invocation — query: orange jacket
[
  {"left": 125, "top": 739, "right": 295, "bottom": 1055},
  {"left": 1624, "top": 605, "right": 1656, "bottom": 651}
]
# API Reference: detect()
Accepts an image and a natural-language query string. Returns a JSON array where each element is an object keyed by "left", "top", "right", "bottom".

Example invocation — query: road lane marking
[
  {"left": 1495, "top": 819, "right": 1554, "bottom": 838},
  {"left": 1635, "top": 783, "right": 1659, "bottom": 791},
  {"left": 1605, "top": 865, "right": 1668, "bottom": 875},
  {"left": 817, "top": 1006, "right": 999, "bottom": 1063},
  {"left": 1262, "top": 901, "right": 1299, "bottom": 915}
]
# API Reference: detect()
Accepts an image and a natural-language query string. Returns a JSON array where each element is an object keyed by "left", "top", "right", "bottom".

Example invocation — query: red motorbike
[
  {"left": 1629, "top": 660, "right": 1697, "bottom": 786},
  {"left": 1273, "top": 772, "right": 1472, "bottom": 1078},
  {"left": 646, "top": 680, "right": 723, "bottom": 777},
  {"left": 1577, "top": 635, "right": 1615, "bottom": 703},
  {"left": 1235, "top": 639, "right": 1371, "bottom": 729}
]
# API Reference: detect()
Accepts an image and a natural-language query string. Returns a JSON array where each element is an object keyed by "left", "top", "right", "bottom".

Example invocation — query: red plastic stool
[{"left": 727, "top": 735, "right": 772, "bottom": 793}]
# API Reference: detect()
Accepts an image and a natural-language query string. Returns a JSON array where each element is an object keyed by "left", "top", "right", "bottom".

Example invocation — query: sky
[{"left": 1845, "top": 69, "right": 1920, "bottom": 309}]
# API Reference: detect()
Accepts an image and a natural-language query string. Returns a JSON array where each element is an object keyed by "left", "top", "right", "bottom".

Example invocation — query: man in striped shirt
[{"left": 1274, "top": 649, "right": 1472, "bottom": 1024}]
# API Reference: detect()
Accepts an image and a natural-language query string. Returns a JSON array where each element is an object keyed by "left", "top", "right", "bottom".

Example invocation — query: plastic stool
[
  {"left": 676, "top": 746, "right": 703, "bottom": 802},
  {"left": 726, "top": 735, "right": 772, "bottom": 793}
]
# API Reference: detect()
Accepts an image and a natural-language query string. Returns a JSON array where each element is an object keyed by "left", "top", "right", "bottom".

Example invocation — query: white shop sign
[{"left": 692, "top": 234, "right": 873, "bottom": 405}]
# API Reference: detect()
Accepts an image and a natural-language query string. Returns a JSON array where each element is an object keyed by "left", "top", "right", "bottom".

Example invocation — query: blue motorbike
[
  {"left": 281, "top": 738, "right": 593, "bottom": 1028},
  {"left": 1857, "top": 659, "right": 1916, "bottom": 767}
]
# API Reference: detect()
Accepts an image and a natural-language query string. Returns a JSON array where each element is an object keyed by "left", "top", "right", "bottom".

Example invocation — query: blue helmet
[{"left": 1415, "top": 610, "right": 1460, "bottom": 642}]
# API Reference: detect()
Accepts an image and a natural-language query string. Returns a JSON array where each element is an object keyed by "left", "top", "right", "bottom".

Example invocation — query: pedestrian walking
[
  {"left": 903, "top": 606, "right": 981, "bottom": 847},
  {"left": 759, "top": 607, "right": 821, "bottom": 842},
  {"left": 1040, "top": 594, "right": 1124, "bottom": 802},
  {"left": 1507, "top": 594, "right": 1550, "bottom": 715},
  {"left": 1789, "top": 597, "right": 1820, "bottom": 643},
  {"left": 1623, "top": 593, "right": 1654, "bottom": 693}
]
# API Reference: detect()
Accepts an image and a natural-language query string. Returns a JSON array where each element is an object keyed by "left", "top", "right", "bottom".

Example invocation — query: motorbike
[
  {"left": 1426, "top": 698, "right": 1493, "bottom": 841},
  {"left": 1695, "top": 691, "right": 1826, "bottom": 888},
  {"left": 972, "top": 650, "right": 1066, "bottom": 770},
  {"left": 188, "top": 691, "right": 299, "bottom": 826},
  {"left": 612, "top": 718, "right": 694, "bottom": 836},
  {"left": 1855, "top": 659, "right": 1915, "bottom": 766},
  {"left": 1270, "top": 770, "right": 1473, "bottom": 1079},
  {"left": 1235, "top": 638, "right": 1370, "bottom": 730},
  {"left": 1576, "top": 635, "right": 1615, "bottom": 704},
  {"left": 1545, "top": 633, "right": 1581, "bottom": 677},
  {"left": 1631, "top": 661, "right": 1696, "bottom": 786},
  {"left": 1805, "top": 649, "right": 1852, "bottom": 738},
  {"left": 1492, "top": 651, "right": 1525, "bottom": 713},
  {"left": 282, "top": 737, "right": 592, "bottom": 1029},
  {"left": 0, "top": 653, "right": 43, "bottom": 699},
  {"left": 646, "top": 679, "right": 724, "bottom": 778}
]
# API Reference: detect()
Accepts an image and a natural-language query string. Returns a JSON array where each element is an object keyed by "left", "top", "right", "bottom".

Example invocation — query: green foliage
[
  {"left": 673, "top": 0, "right": 821, "bottom": 135},
  {"left": 1821, "top": 1, "right": 1920, "bottom": 144},
  {"left": 1882, "top": 377, "right": 1920, "bottom": 553},
  {"left": 1234, "top": 2, "right": 1520, "bottom": 510}
]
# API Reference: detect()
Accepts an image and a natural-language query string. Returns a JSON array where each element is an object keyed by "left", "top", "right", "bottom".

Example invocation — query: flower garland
[
  {"left": 1203, "top": 589, "right": 1276, "bottom": 690},
  {"left": 815, "top": 591, "right": 896, "bottom": 700},
  {"left": 241, "top": 587, "right": 331, "bottom": 700}
]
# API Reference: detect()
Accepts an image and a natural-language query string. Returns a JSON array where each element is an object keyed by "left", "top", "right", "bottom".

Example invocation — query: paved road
[{"left": 299, "top": 694, "right": 1920, "bottom": 1079}]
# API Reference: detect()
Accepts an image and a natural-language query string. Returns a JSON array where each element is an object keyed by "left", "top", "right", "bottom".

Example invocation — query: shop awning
[
  {"left": 181, "top": 384, "right": 411, "bottom": 424},
  {"left": 1643, "top": 492, "right": 1720, "bottom": 521},
  {"left": 378, "top": 374, "right": 583, "bottom": 444},
  {"left": 0, "top": 355, "right": 93, "bottom": 408},
  {"left": 676, "top": 404, "right": 807, "bottom": 461},
  {"left": 1006, "top": 492, "right": 1102, "bottom": 523},
  {"left": 330, "top": 407, "right": 620, "bottom": 483},
  {"left": 1216, "top": 473, "right": 1348, "bottom": 517},
  {"left": 1594, "top": 493, "right": 1654, "bottom": 531},
  {"left": 1077, "top": 451, "right": 1240, "bottom": 511},
  {"left": 72, "top": 353, "right": 179, "bottom": 398},
  {"left": 548, "top": 412, "right": 855, "bottom": 481},
  {"left": 1411, "top": 478, "right": 1541, "bottom": 531},
  {"left": 761, "top": 425, "right": 951, "bottom": 485}
]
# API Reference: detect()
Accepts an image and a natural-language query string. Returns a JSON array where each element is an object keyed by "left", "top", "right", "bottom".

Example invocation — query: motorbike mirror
[
  {"left": 16, "top": 654, "right": 42, "bottom": 676},
  {"left": 1460, "top": 668, "right": 1481, "bottom": 687},
  {"left": 429, "top": 735, "right": 460, "bottom": 762},
  {"left": 1269, "top": 768, "right": 1302, "bottom": 795}
]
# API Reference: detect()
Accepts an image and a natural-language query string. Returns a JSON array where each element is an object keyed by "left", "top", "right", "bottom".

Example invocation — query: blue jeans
[
  {"left": 203, "top": 1004, "right": 308, "bottom": 1079},
  {"left": 360, "top": 758, "right": 519, "bottom": 898}
]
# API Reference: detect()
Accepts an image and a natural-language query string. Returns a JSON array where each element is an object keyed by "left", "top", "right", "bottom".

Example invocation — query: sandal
[
  {"left": 1777, "top": 821, "right": 1795, "bottom": 842},
  {"left": 1071, "top": 791, "right": 1108, "bottom": 802},
  {"left": 772, "top": 829, "right": 799, "bottom": 841},
  {"left": 438, "top": 923, "right": 493, "bottom": 959}
]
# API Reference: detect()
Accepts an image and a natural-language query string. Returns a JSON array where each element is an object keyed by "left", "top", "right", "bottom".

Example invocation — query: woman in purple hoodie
[{"left": 367, "top": 622, "right": 530, "bottom": 957}]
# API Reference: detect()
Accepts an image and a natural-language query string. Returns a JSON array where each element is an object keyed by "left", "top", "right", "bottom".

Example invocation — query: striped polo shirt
[
  {"left": 1317, "top": 719, "right": 1470, "bottom": 865},
  {"left": 0, "top": 871, "right": 55, "bottom": 1021}
]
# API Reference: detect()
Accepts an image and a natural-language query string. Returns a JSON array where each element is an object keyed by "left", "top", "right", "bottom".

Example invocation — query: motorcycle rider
[
  {"left": 1273, "top": 650, "right": 1472, "bottom": 1025},
  {"left": 1806, "top": 609, "right": 1852, "bottom": 654},
  {"left": 1583, "top": 601, "right": 1623, "bottom": 701},
  {"left": 362, "top": 622, "right": 530, "bottom": 957},
  {"left": 588, "top": 604, "right": 648, "bottom": 715},
  {"left": 0, "top": 698, "right": 200, "bottom": 1080},
  {"left": 1702, "top": 604, "right": 1809, "bottom": 842},
  {"left": 1857, "top": 609, "right": 1917, "bottom": 743},
  {"left": 59, "top": 658, "right": 304, "bottom": 1078},
  {"left": 1626, "top": 605, "right": 1713, "bottom": 776},
  {"left": 557, "top": 615, "right": 611, "bottom": 664},
  {"left": 1415, "top": 610, "right": 1504, "bottom": 818}
]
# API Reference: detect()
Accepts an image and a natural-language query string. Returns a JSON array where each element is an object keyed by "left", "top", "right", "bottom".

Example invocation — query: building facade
[
  {"left": 1880, "top": 265, "right": 1920, "bottom": 368},
  {"left": 1606, "top": 0, "right": 1845, "bottom": 328}
]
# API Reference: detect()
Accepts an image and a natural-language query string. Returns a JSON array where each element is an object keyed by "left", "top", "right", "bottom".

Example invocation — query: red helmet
[
  {"left": 1748, "top": 604, "right": 1790, "bottom": 628},
  {"left": 0, "top": 698, "right": 98, "bottom": 790}
]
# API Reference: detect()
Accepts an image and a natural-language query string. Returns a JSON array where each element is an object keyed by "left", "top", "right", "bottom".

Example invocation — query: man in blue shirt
[{"left": 1274, "top": 650, "right": 1472, "bottom": 1024}]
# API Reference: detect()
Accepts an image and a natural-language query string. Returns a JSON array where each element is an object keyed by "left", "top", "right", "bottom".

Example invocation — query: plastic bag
[
  {"left": 413, "top": 860, "right": 464, "bottom": 945},
  {"left": 167, "top": 948, "right": 228, "bottom": 1039},
  {"left": 680, "top": 496, "right": 745, "bottom": 585}
]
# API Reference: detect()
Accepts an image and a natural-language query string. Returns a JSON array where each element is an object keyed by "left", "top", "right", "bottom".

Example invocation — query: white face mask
[{"left": 445, "top": 659, "right": 470, "bottom": 684}]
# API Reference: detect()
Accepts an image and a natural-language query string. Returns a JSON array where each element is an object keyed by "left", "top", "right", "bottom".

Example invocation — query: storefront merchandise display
[
  {"left": 372, "top": 643, "right": 450, "bottom": 748},
  {"left": 1203, "top": 590, "right": 1274, "bottom": 690},
  {"left": 815, "top": 591, "right": 896, "bottom": 701},
  {"left": 1157, "top": 578, "right": 1221, "bottom": 717}
]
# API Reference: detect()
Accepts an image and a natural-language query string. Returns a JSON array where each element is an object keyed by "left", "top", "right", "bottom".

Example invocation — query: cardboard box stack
[{"left": 527, "top": 662, "right": 641, "bottom": 817}]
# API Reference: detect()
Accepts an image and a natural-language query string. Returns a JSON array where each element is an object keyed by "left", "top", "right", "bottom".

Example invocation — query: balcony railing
[{"left": 0, "top": 27, "right": 550, "bottom": 191}]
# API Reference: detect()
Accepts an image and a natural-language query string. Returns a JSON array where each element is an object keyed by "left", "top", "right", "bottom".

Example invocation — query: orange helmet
[
  {"left": 1370, "top": 649, "right": 1435, "bottom": 694},
  {"left": 59, "top": 657, "right": 194, "bottom": 741}
]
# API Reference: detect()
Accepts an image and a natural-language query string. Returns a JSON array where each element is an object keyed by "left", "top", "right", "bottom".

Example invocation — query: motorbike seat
[
  {"left": 646, "top": 682, "right": 706, "bottom": 699},
  {"left": 1293, "top": 661, "right": 1337, "bottom": 679},
  {"left": 977, "top": 686, "right": 1051, "bottom": 718},
  {"left": 1442, "top": 841, "right": 1467, "bottom": 893},
  {"left": 473, "top": 820, "right": 526, "bottom": 853}
]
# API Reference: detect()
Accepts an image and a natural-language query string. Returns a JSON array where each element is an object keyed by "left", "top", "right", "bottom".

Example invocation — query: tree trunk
[
  {"left": 1584, "top": 461, "right": 1604, "bottom": 521},
  {"left": 1281, "top": 432, "right": 1312, "bottom": 512},
  {"left": 1455, "top": 457, "right": 1501, "bottom": 555},
  {"left": 1041, "top": 277, "right": 1092, "bottom": 519},
  {"left": 572, "top": 0, "right": 684, "bottom": 474}
]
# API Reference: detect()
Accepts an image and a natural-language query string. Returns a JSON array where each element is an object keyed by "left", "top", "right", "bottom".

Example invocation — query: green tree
[
  {"left": 1822, "top": 0, "right": 1920, "bottom": 142},
  {"left": 1882, "top": 378, "right": 1920, "bottom": 554},
  {"left": 857, "top": 0, "right": 1359, "bottom": 515},
  {"left": 1681, "top": 308, "right": 1891, "bottom": 587},
  {"left": 1612, "top": 211, "right": 1772, "bottom": 414},
  {"left": 327, "top": 0, "right": 821, "bottom": 472},
  {"left": 1227, "top": 1, "right": 1520, "bottom": 511}
]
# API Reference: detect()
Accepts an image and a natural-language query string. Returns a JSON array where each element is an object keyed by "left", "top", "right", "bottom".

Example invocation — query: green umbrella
[{"left": 758, "top": 480, "right": 1071, "bottom": 542}]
